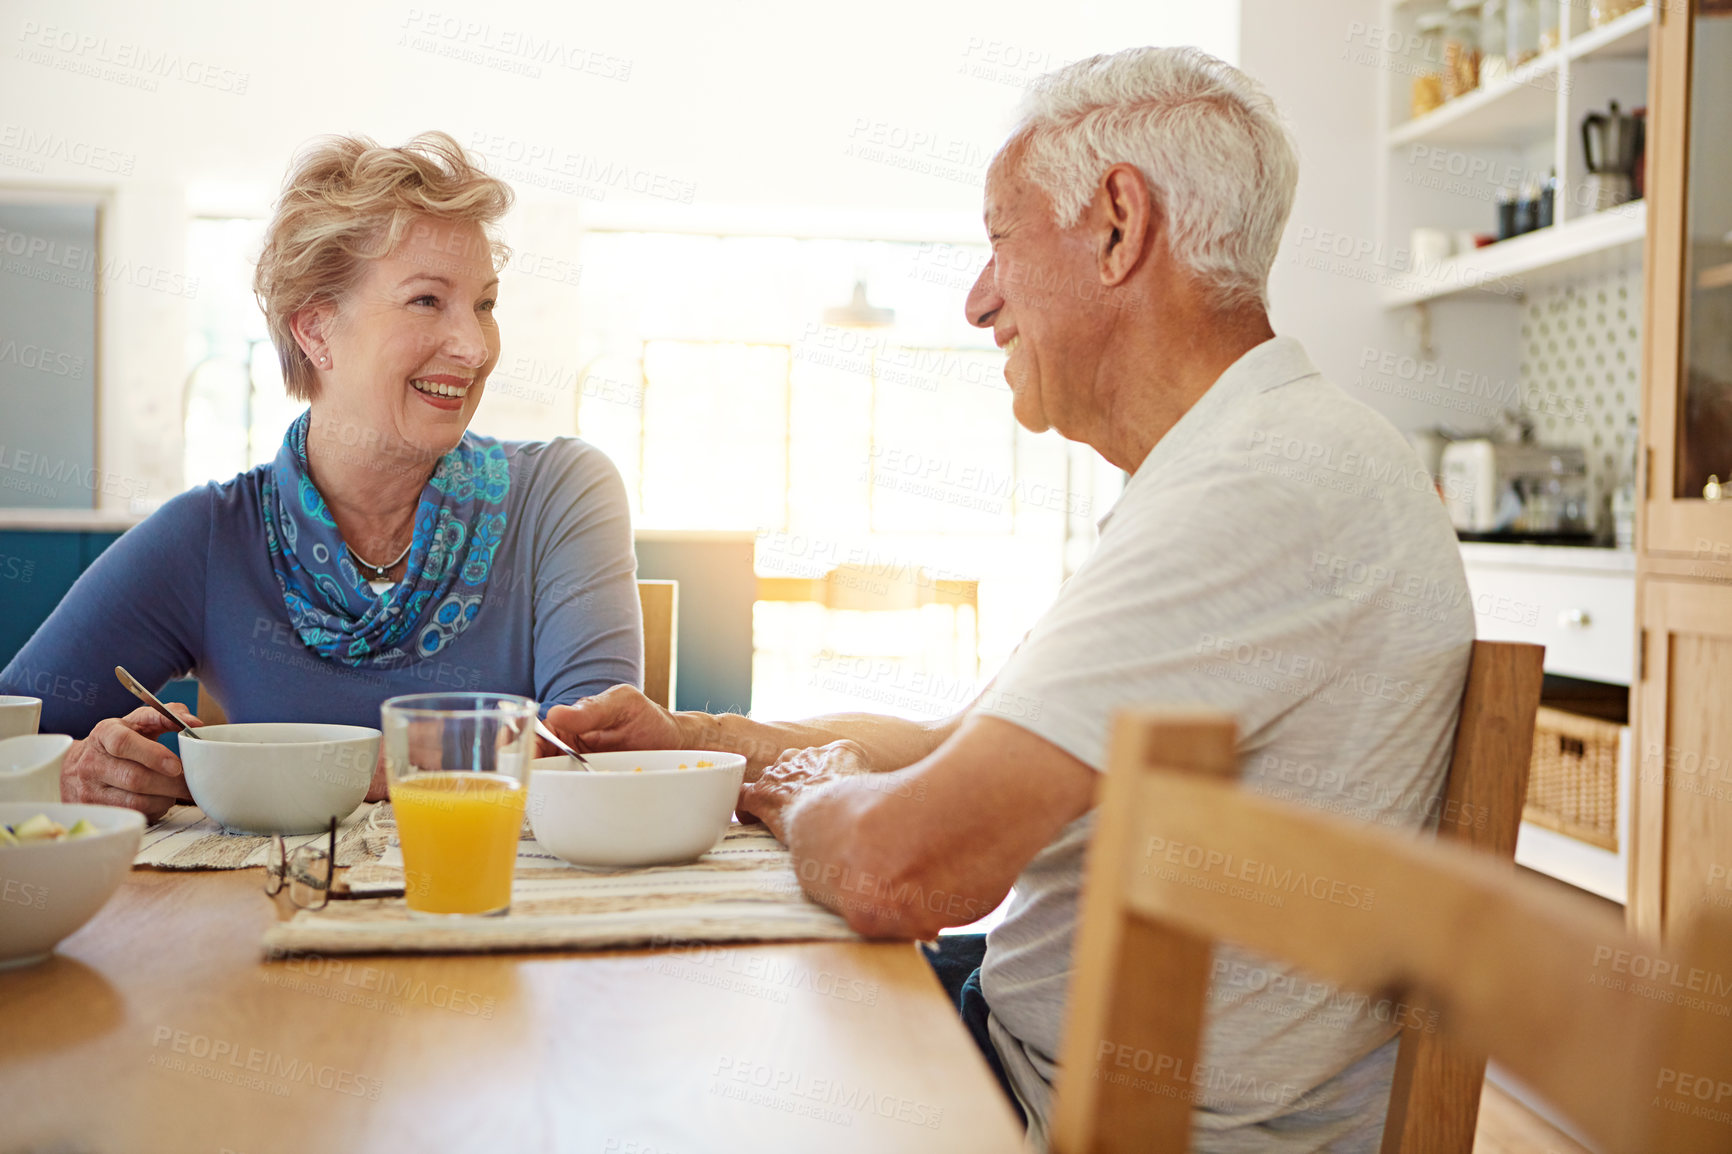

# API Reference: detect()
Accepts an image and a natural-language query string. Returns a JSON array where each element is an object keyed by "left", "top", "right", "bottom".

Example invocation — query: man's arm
[
  {"left": 739, "top": 714, "right": 1098, "bottom": 939},
  {"left": 546, "top": 684, "right": 972, "bottom": 773},
  {"left": 685, "top": 708, "right": 963, "bottom": 774}
]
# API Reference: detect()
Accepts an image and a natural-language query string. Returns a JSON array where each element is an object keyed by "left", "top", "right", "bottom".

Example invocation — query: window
[
  {"left": 183, "top": 218, "right": 299, "bottom": 487},
  {"left": 572, "top": 231, "right": 1122, "bottom": 718}
]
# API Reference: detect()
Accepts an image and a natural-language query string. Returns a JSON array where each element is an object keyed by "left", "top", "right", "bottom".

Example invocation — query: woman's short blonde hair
[{"left": 254, "top": 131, "right": 514, "bottom": 400}]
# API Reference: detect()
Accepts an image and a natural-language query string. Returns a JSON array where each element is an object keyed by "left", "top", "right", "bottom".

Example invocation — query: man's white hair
[{"left": 1006, "top": 46, "right": 1298, "bottom": 310}]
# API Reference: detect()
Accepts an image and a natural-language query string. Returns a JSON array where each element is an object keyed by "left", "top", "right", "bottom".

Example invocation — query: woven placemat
[
  {"left": 262, "top": 822, "right": 859, "bottom": 956},
  {"left": 133, "top": 802, "right": 389, "bottom": 870}
]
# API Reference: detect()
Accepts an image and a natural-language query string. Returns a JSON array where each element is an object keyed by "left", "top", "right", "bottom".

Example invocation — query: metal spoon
[
  {"left": 534, "top": 717, "right": 593, "bottom": 770},
  {"left": 114, "top": 666, "right": 203, "bottom": 739}
]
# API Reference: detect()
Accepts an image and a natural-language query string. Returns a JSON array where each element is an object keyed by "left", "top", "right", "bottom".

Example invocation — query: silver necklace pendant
[{"left": 350, "top": 538, "right": 413, "bottom": 579}]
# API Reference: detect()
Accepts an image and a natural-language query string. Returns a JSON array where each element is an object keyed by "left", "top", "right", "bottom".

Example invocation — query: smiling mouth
[
  {"left": 411, "top": 377, "right": 472, "bottom": 399},
  {"left": 1004, "top": 335, "right": 1021, "bottom": 355}
]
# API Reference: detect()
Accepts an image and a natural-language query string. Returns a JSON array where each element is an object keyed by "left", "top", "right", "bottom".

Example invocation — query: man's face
[{"left": 964, "top": 157, "right": 1105, "bottom": 436}]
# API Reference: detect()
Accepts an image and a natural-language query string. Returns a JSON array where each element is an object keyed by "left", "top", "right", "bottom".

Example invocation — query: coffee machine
[
  {"left": 1581, "top": 101, "right": 1643, "bottom": 213},
  {"left": 1439, "top": 440, "right": 1593, "bottom": 539}
]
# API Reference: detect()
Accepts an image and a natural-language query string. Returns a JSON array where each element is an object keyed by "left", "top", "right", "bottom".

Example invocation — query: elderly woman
[{"left": 0, "top": 132, "right": 640, "bottom": 816}]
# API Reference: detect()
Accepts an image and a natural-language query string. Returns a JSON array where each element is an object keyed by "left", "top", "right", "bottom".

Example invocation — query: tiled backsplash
[{"left": 1519, "top": 263, "right": 1643, "bottom": 526}]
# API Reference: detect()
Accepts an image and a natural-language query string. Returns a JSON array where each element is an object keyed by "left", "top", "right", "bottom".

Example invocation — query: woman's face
[{"left": 303, "top": 215, "right": 500, "bottom": 463}]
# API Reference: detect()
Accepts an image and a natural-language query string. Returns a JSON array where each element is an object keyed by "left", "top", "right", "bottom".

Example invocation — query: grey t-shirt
[{"left": 973, "top": 337, "right": 1474, "bottom": 1152}]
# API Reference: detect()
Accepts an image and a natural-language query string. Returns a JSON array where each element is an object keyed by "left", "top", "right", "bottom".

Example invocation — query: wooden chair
[
  {"left": 1046, "top": 637, "right": 1551, "bottom": 1150},
  {"left": 1051, "top": 695, "right": 1732, "bottom": 1151},
  {"left": 637, "top": 578, "right": 678, "bottom": 710},
  {"left": 756, "top": 566, "right": 981, "bottom": 677},
  {"left": 1380, "top": 640, "right": 1545, "bottom": 1153},
  {"left": 198, "top": 578, "right": 681, "bottom": 718}
]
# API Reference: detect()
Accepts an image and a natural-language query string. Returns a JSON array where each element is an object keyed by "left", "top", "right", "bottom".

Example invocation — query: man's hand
[
  {"left": 61, "top": 704, "right": 199, "bottom": 820},
  {"left": 546, "top": 684, "right": 684, "bottom": 754},
  {"left": 737, "top": 740, "right": 871, "bottom": 841},
  {"left": 776, "top": 715, "right": 1099, "bottom": 939}
]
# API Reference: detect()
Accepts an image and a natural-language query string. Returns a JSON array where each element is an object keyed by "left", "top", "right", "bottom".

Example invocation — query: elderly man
[{"left": 551, "top": 46, "right": 1472, "bottom": 1151}]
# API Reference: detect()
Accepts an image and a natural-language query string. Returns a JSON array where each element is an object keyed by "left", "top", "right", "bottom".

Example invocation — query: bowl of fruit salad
[{"left": 0, "top": 802, "right": 144, "bottom": 969}]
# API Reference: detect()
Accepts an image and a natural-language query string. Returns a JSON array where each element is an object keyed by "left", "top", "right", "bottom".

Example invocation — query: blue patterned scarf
[{"left": 260, "top": 410, "right": 510, "bottom": 668}]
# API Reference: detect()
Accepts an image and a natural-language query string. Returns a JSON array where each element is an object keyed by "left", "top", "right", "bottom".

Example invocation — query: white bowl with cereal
[{"left": 527, "top": 750, "right": 747, "bottom": 868}]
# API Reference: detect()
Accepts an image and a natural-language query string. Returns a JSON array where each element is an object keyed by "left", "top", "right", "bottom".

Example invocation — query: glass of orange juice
[{"left": 380, "top": 693, "right": 538, "bottom": 918}]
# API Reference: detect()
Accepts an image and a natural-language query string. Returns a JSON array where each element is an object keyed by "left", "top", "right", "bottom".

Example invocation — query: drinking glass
[{"left": 380, "top": 692, "right": 538, "bottom": 918}]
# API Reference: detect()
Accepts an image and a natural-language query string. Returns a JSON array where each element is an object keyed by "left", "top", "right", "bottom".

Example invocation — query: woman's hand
[
  {"left": 60, "top": 704, "right": 200, "bottom": 819},
  {"left": 545, "top": 685, "right": 685, "bottom": 755}
]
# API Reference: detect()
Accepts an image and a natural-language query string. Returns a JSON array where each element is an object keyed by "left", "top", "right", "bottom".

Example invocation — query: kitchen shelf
[
  {"left": 1385, "top": 5, "right": 1652, "bottom": 149},
  {"left": 1388, "top": 55, "right": 1562, "bottom": 148},
  {"left": 1567, "top": 5, "right": 1654, "bottom": 64},
  {"left": 1383, "top": 200, "right": 1646, "bottom": 306}
]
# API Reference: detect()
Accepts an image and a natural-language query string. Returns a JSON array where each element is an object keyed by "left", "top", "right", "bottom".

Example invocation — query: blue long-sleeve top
[{"left": 1, "top": 437, "right": 642, "bottom": 736}]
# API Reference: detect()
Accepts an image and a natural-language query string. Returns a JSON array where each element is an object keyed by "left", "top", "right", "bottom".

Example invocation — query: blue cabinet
[{"left": 0, "top": 527, "right": 196, "bottom": 742}]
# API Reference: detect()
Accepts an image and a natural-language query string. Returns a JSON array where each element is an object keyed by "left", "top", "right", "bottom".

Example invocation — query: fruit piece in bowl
[
  {"left": 0, "top": 801, "right": 144, "bottom": 969},
  {"left": 1, "top": 813, "right": 103, "bottom": 844},
  {"left": 528, "top": 750, "right": 748, "bottom": 868}
]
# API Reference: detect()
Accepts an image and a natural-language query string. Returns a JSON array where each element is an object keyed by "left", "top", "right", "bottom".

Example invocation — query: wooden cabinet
[
  {"left": 1631, "top": 0, "right": 1732, "bottom": 940},
  {"left": 1632, "top": 580, "right": 1732, "bottom": 937}
]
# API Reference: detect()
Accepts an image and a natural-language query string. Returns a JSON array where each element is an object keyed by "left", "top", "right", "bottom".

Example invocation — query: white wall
[
  {"left": 1241, "top": 0, "right": 1408, "bottom": 424},
  {"left": 0, "top": 0, "right": 1237, "bottom": 508},
  {"left": 1241, "top": 0, "right": 1518, "bottom": 441}
]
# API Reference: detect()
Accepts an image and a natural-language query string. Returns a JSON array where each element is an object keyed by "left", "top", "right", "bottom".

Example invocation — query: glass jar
[
  {"left": 1591, "top": 0, "right": 1644, "bottom": 29},
  {"left": 1444, "top": 0, "right": 1483, "bottom": 100},
  {"left": 1509, "top": 0, "right": 1540, "bottom": 66},
  {"left": 1481, "top": 0, "right": 1510, "bottom": 83},
  {"left": 1412, "top": 12, "right": 1449, "bottom": 117},
  {"left": 1538, "top": 0, "right": 1561, "bottom": 53}
]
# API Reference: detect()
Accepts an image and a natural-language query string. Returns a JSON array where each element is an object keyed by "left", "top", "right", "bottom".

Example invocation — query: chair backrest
[
  {"left": 196, "top": 681, "right": 228, "bottom": 727},
  {"left": 755, "top": 570, "right": 979, "bottom": 613},
  {"left": 637, "top": 579, "right": 678, "bottom": 710},
  {"left": 1380, "top": 640, "right": 1544, "bottom": 1153},
  {"left": 1050, "top": 704, "right": 1732, "bottom": 1154}
]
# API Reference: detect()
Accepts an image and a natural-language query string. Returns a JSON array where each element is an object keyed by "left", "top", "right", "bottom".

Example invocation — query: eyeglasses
[
  {"left": 263, "top": 816, "right": 401, "bottom": 909},
  {"left": 263, "top": 817, "right": 339, "bottom": 910}
]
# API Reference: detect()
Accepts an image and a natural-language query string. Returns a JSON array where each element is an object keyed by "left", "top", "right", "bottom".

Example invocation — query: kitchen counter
[
  {"left": 1458, "top": 541, "right": 1636, "bottom": 574},
  {"left": 0, "top": 507, "right": 146, "bottom": 532}
]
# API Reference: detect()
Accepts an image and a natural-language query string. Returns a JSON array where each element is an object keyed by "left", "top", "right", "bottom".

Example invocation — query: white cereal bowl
[
  {"left": 528, "top": 750, "right": 748, "bottom": 868},
  {"left": 0, "top": 801, "right": 145, "bottom": 969},
  {"left": 177, "top": 723, "right": 380, "bottom": 835},
  {"left": 0, "top": 695, "right": 42, "bottom": 740},
  {"left": 0, "top": 733, "right": 71, "bottom": 804}
]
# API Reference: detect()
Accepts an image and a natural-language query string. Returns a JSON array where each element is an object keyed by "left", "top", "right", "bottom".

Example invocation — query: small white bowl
[
  {"left": 178, "top": 722, "right": 380, "bottom": 835},
  {"left": 528, "top": 750, "right": 748, "bottom": 868},
  {"left": 0, "top": 801, "right": 144, "bottom": 969},
  {"left": 0, "top": 695, "right": 42, "bottom": 740},
  {"left": 0, "top": 733, "right": 72, "bottom": 804}
]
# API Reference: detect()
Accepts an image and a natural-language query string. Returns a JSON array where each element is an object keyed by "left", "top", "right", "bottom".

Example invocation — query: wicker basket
[{"left": 1523, "top": 706, "right": 1622, "bottom": 851}]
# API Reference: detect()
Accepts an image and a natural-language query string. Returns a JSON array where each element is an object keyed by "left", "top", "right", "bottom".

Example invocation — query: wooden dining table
[{"left": 0, "top": 868, "right": 1028, "bottom": 1154}]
